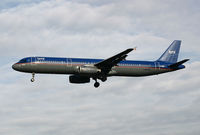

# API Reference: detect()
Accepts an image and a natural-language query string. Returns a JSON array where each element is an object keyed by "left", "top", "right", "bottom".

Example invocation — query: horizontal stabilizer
[{"left": 169, "top": 59, "right": 189, "bottom": 68}]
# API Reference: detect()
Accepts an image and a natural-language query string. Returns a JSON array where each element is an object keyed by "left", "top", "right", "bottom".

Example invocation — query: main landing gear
[
  {"left": 93, "top": 78, "right": 100, "bottom": 88},
  {"left": 94, "top": 81, "right": 100, "bottom": 88},
  {"left": 93, "top": 76, "right": 107, "bottom": 88},
  {"left": 31, "top": 73, "right": 35, "bottom": 82}
]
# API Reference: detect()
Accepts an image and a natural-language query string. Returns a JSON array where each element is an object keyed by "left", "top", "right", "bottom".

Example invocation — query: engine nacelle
[
  {"left": 69, "top": 75, "right": 90, "bottom": 84},
  {"left": 76, "top": 65, "right": 101, "bottom": 74}
]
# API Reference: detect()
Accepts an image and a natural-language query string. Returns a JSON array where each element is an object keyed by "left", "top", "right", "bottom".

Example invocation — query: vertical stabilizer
[{"left": 157, "top": 40, "right": 181, "bottom": 63}]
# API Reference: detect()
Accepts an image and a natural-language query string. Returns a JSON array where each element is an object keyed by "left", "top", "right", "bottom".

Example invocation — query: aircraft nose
[{"left": 12, "top": 63, "right": 19, "bottom": 71}]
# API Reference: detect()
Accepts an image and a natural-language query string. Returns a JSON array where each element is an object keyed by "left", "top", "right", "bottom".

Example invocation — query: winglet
[{"left": 133, "top": 47, "right": 137, "bottom": 50}]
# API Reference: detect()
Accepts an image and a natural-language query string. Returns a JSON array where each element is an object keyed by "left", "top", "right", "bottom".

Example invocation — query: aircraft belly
[
  {"left": 21, "top": 63, "right": 171, "bottom": 77},
  {"left": 111, "top": 67, "right": 167, "bottom": 76},
  {"left": 34, "top": 64, "right": 65, "bottom": 74},
  {"left": 25, "top": 64, "right": 75, "bottom": 74}
]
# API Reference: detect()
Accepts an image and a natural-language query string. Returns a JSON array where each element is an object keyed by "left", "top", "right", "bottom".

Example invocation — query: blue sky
[{"left": 0, "top": 0, "right": 200, "bottom": 135}]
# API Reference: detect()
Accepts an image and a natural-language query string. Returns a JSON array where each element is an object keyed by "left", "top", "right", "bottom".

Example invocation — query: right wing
[{"left": 95, "top": 48, "right": 136, "bottom": 73}]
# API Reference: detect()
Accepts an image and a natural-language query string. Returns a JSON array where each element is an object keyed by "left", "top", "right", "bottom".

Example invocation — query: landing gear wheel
[
  {"left": 94, "top": 82, "right": 100, "bottom": 88},
  {"left": 31, "top": 78, "right": 35, "bottom": 82}
]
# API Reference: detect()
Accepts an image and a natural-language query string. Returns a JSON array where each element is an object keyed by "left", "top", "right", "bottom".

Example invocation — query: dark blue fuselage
[
  {"left": 12, "top": 56, "right": 184, "bottom": 77},
  {"left": 12, "top": 40, "right": 188, "bottom": 88}
]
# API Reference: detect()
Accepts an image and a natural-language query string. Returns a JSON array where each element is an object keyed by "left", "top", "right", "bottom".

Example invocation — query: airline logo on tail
[{"left": 169, "top": 50, "right": 176, "bottom": 54}]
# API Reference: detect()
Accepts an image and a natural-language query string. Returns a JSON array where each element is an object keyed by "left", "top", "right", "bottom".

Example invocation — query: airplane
[{"left": 12, "top": 40, "right": 189, "bottom": 88}]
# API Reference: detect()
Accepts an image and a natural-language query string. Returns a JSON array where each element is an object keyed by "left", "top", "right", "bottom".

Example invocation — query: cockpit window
[{"left": 18, "top": 58, "right": 27, "bottom": 63}]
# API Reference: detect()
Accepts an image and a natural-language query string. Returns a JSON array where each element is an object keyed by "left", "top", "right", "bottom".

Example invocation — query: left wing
[{"left": 95, "top": 48, "right": 135, "bottom": 72}]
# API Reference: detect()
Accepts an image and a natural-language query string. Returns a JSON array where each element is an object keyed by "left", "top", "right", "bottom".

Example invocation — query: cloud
[
  {"left": 0, "top": 0, "right": 199, "bottom": 58},
  {"left": 0, "top": 0, "right": 200, "bottom": 135},
  {"left": 1, "top": 61, "right": 200, "bottom": 135},
  {"left": 0, "top": 0, "right": 43, "bottom": 10}
]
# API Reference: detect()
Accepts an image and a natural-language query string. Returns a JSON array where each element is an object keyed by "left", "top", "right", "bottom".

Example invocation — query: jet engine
[
  {"left": 75, "top": 65, "right": 101, "bottom": 74},
  {"left": 69, "top": 75, "right": 90, "bottom": 84}
]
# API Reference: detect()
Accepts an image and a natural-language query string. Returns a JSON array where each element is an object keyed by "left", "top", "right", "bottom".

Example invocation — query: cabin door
[
  {"left": 67, "top": 58, "right": 72, "bottom": 66},
  {"left": 155, "top": 62, "right": 160, "bottom": 70}
]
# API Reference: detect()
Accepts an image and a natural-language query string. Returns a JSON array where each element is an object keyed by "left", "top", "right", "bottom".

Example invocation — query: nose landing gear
[{"left": 31, "top": 73, "right": 35, "bottom": 82}]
